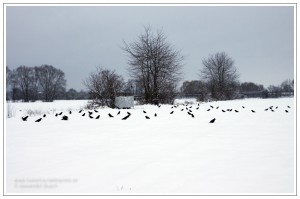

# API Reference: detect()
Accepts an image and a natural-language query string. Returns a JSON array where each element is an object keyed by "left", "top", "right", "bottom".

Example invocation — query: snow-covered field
[{"left": 5, "top": 98, "right": 295, "bottom": 195}]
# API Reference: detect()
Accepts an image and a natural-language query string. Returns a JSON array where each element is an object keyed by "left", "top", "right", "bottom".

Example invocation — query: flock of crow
[{"left": 20, "top": 102, "right": 292, "bottom": 124}]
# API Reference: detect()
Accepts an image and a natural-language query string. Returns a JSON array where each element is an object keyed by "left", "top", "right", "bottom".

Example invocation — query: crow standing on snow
[
  {"left": 82, "top": 113, "right": 86, "bottom": 116},
  {"left": 287, "top": 106, "right": 291, "bottom": 108},
  {"left": 143, "top": 110, "right": 147, "bottom": 114},
  {"left": 222, "top": 110, "right": 226, "bottom": 112},
  {"left": 234, "top": 110, "right": 239, "bottom": 113},
  {"left": 108, "top": 113, "right": 114, "bottom": 118},
  {"left": 61, "top": 115, "right": 68, "bottom": 120},
  {"left": 22, "top": 116, "right": 29, "bottom": 121},
  {"left": 58, "top": 112, "right": 63, "bottom": 115},
  {"left": 69, "top": 111, "right": 72, "bottom": 114},
  {"left": 170, "top": 111, "right": 174, "bottom": 114},
  {"left": 145, "top": 116, "right": 150, "bottom": 119},
  {"left": 209, "top": 118, "right": 216, "bottom": 123},
  {"left": 251, "top": 110, "right": 256, "bottom": 113},
  {"left": 207, "top": 109, "right": 210, "bottom": 111},
  {"left": 117, "top": 111, "right": 121, "bottom": 115},
  {"left": 35, "top": 118, "right": 42, "bottom": 122},
  {"left": 43, "top": 114, "right": 46, "bottom": 117},
  {"left": 55, "top": 113, "right": 58, "bottom": 117},
  {"left": 89, "top": 115, "right": 94, "bottom": 119},
  {"left": 94, "top": 110, "right": 98, "bottom": 113},
  {"left": 79, "top": 109, "right": 83, "bottom": 113},
  {"left": 122, "top": 114, "right": 130, "bottom": 120},
  {"left": 285, "top": 110, "right": 289, "bottom": 113},
  {"left": 95, "top": 115, "right": 100, "bottom": 119},
  {"left": 154, "top": 113, "right": 157, "bottom": 117}
]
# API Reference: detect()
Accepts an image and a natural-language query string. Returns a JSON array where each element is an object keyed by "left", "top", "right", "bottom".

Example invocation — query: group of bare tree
[{"left": 6, "top": 65, "right": 66, "bottom": 102}]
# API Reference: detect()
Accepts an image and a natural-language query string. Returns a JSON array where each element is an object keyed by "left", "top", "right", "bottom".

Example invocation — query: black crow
[
  {"left": 43, "top": 114, "right": 46, "bottom": 117},
  {"left": 210, "top": 105, "right": 214, "bottom": 108},
  {"left": 143, "top": 110, "right": 147, "bottom": 114},
  {"left": 145, "top": 116, "right": 150, "bottom": 119},
  {"left": 271, "top": 109, "right": 274, "bottom": 112},
  {"left": 235, "top": 110, "right": 239, "bottom": 113},
  {"left": 82, "top": 113, "right": 86, "bottom": 116},
  {"left": 191, "top": 114, "right": 195, "bottom": 118},
  {"left": 127, "top": 111, "right": 131, "bottom": 115},
  {"left": 285, "top": 110, "right": 289, "bottom": 113},
  {"left": 189, "top": 109, "right": 192, "bottom": 112},
  {"left": 170, "top": 111, "right": 174, "bottom": 114},
  {"left": 61, "top": 115, "right": 68, "bottom": 120},
  {"left": 79, "top": 110, "right": 83, "bottom": 113},
  {"left": 209, "top": 118, "right": 216, "bottom": 123},
  {"left": 187, "top": 112, "right": 192, "bottom": 115},
  {"left": 216, "top": 106, "right": 219, "bottom": 109},
  {"left": 242, "top": 106, "right": 245, "bottom": 108},
  {"left": 207, "top": 109, "right": 210, "bottom": 111},
  {"left": 154, "top": 113, "right": 157, "bottom": 117},
  {"left": 171, "top": 106, "right": 174, "bottom": 109},
  {"left": 117, "top": 111, "right": 121, "bottom": 115},
  {"left": 189, "top": 106, "right": 192, "bottom": 109},
  {"left": 95, "top": 115, "right": 100, "bottom": 119},
  {"left": 222, "top": 110, "right": 226, "bottom": 112},
  {"left": 108, "top": 113, "right": 114, "bottom": 118},
  {"left": 69, "top": 111, "right": 72, "bottom": 114},
  {"left": 196, "top": 107, "right": 199, "bottom": 110},
  {"left": 265, "top": 108, "right": 268, "bottom": 111},
  {"left": 275, "top": 106, "right": 278, "bottom": 109},
  {"left": 22, "top": 116, "right": 29, "bottom": 121},
  {"left": 35, "top": 118, "right": 42, "bottom": 122},
  {"left": 88, "top": 111, "right": 93, "bottom": 115},
  {"left": 287, "top": 106, "right": 291, "bottom": 108},
  {"left": 181, "top": 109, "right": 184, "bottom": 111},
  {"left": 251, "top": 110, "right": 256, "bottom": 113},
  {"left": 89, "top": 115, "right": 94, "bottom": 119},
  {"left": 94, "top": 110, "right": 98, "bottom": 113},
  {"left": 55, "top": 113, "right": 58, "bottom": 117},
  {"left": 58, "top": 112, "right": 63, "bottom": 115},
  {"left": 122, "top": 114, "right": 130, "bottom": 120}
]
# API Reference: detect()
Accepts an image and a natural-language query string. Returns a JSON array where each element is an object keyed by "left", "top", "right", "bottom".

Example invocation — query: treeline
[
  {"left": 6, "top": 65, "right": 89, "bottom": 102},
  {"left": 180, "top": 79, "right": 294, "bottom": 101}
]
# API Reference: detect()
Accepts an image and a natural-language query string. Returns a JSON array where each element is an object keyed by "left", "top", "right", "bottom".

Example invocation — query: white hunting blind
[{"left": 115, "top": 96, "right": 134, "bottom": 108}]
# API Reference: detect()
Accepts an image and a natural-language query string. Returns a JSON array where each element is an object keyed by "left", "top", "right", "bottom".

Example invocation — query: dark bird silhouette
[
  {"left": 216, "top": 106, "right": 219, "bottom": 109},
  {"left": 145, "top": 116, "right": 150, "bottom": 119},
  {"left": 122, "top": 114, "right": 130, "bottom": 120},
  {"left": 61, "top": 115, "right": 68, "bottom": 120},
  {"left": 55, "top": 113, "right": 58, "bottom": 117},
  {"left": 181, "top": 109, "right": 184, "bottom": 111},
  {"left": 108, "top": 113, "right": 114, "bottom": 118},
  {"left": 287, "top": 106, "right": 291, "bottom": 108},
  {"left": 94, "top": 110, "right": 98, "bottom": 113},
  {"left": 79, "top": 110, "right": 83, "bottom": 113},
  {"left": 171, "top": 106, "right": 174, "bottom": 109},
  {"left": 82, "top": 113, "right": 86, "bottom": 116},
  {"left": 88, "top": 111, "right": 93, "bottom": 115},
  {"left": 95, "top": 115, "right": 100, "bottom": 119},
  {"left": 242, "top": 106, "right": 245, "bottom": 108},
  {"left": 170, "top": 111, "right": 174, "bottom": 114},
  {"left": 207, "top": 109, "right": 210, "bottom": 111},
  {"left": 58, "top": 112, "right": 63, "bottom": 115},
  {"left": 143, "top": 110, "right": 147, "bottom": 114},
  {"left": 43, "top": 114, "right": 46, "bottom": 117},
  {"left": 196, "top": 107, "right": 199, "bottom": 110},
  {"left": 209, "top": 118, "right": 216, "bottom": 123},
  {"left": 191, "top": 113, "right": 195, "bottom": 118},
  {"left": 275, "top": 106, "right": 278, "bottom": 109},
  {"left": 89, "top": 115, "right": 94, "bottom": 119},
  {"left": 210, "top": 105, "right": 214, "bottom": 108},
  {"left": 22, "top": 116, "right": 29, "bottom": 121},
  {"left": 127, "top": 112, "right": 131, "bottom": 115},
  {"left": 188, "top": 109, "right": 192, "bottom": 112},
  {"left": 251, "top": 110, "right": 256, "bottom": 113},
  {"left": 154, "top": 113, "right": 157, "bottom": 117},
  {"left": 35, "top": 118, "right": 42, "bottom": 122},
  {"left": 222, "top": 110, "right": 226, "bottom": 112},
  {"left": 117, "top": 111, "right": 121, "bottom": 115},
  {"left": 187, "top": 112, "right": 192, "bottom": 115},
  {"left": 189, "top": 106, "right": 192, "bottom": 109},
  {"left": 285, "top": 110, "right": 289, "bottom": 113},
  {"left": 69, "top": 111, "right": 72, "bottom": 114},
  {"left": 271, "top": 109, "right": 275, "bottom": 112},
  {"left": 235, "top": 110, "right": 239, "bottom": 113},
  {"left": 158, "top": 105, "right": 161, "bottom": 108},
  {"left": 265, "top": 108, "right": 268, "bottom": 111}
]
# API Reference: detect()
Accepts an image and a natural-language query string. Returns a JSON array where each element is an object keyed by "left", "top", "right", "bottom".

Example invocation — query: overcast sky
[{"left": 6, "top": 5, "right": 294, "bottom": 90}]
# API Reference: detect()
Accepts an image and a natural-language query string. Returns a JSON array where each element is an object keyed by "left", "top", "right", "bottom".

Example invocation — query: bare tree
[
  {"left": 200, "top": 52, "right": 239, "bottom": 100},
  {"left": 180, "top": 80, "right": 209, "bottom": 101},
  {"left": 15, "top": 65, "right": 36, "bottom": 102},
  {"left": 83, "top": 67, "right": 124, "bottom": 108},
  {"left": 36, "top": 65, "right": 66, "bottom": 102},
  {"left": 123, "top": 26, "right": 183, "bottom": 104}
]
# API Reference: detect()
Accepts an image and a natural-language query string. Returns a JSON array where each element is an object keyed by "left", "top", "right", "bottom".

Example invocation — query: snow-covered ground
[{"left": 5, "top": 97, "right": 295, "bottom": 195}]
